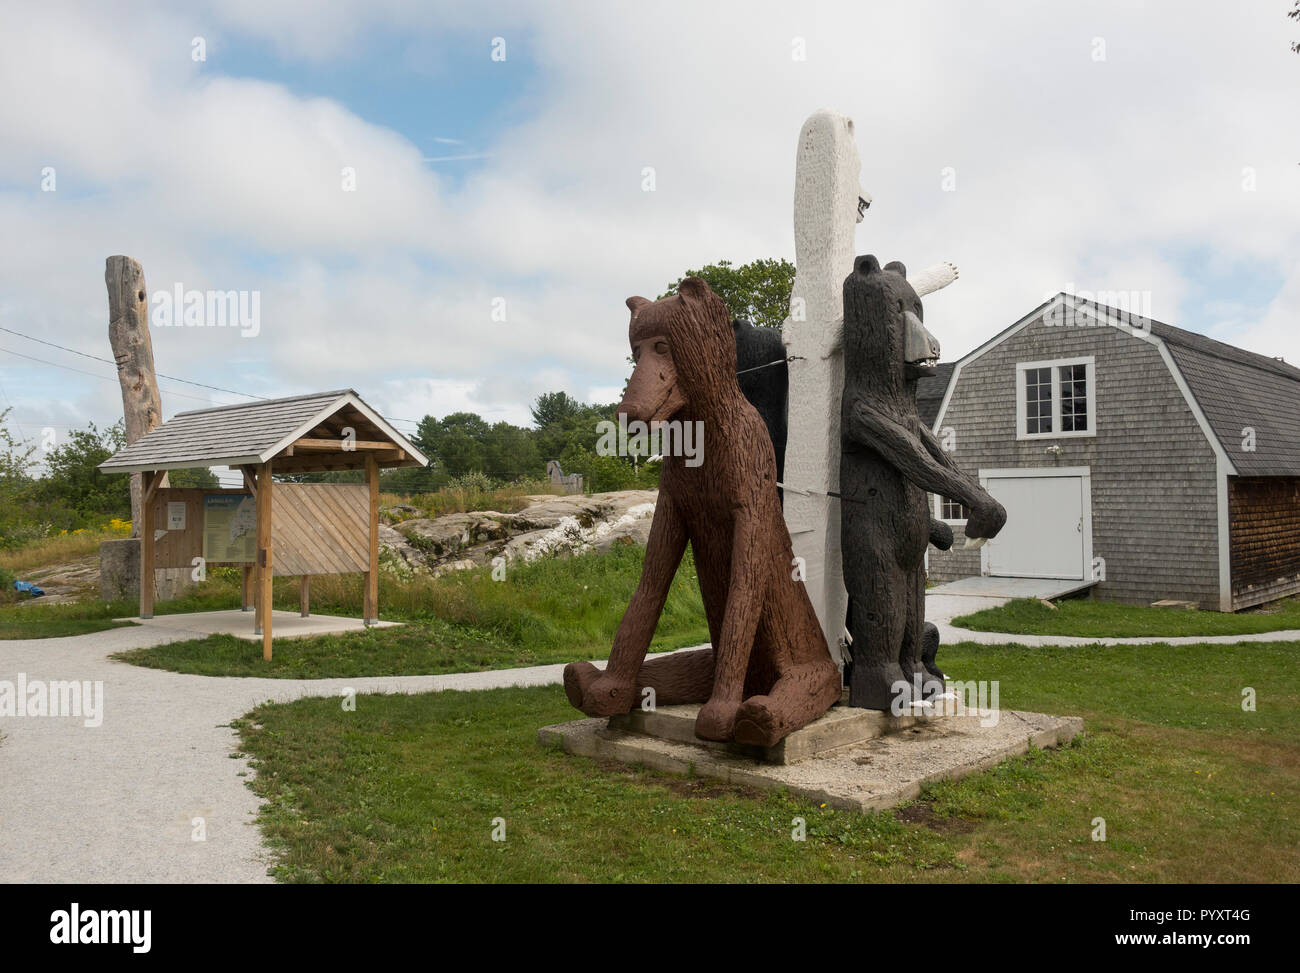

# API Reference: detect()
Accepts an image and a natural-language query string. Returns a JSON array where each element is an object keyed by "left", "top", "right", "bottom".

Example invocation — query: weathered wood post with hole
[{"left": 105, "top": 255, "right": 167, "bottom": 533}]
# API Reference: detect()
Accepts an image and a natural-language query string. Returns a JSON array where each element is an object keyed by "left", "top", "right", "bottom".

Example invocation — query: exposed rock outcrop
[{"left": 381, "top": 490, "right": 657, "bottom": 576}]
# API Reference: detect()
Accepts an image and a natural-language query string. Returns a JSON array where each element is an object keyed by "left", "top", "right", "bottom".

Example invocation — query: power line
[
  {"left": 0, "top": 324, "right": 441, "bottom": 425},
  {"left": 0, "top": 324, "right": 571, "bottom": 433},
  {"left": 0, "top": 325, "right": 270, "bottom": 400},
  {"left": 0, "top": 346, "right": 219, "bottom": 404}
]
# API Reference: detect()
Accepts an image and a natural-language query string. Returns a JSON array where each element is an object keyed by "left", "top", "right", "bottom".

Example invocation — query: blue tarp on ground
[{"left": 14, "top": 580, "right": 45, "bottom": 598}]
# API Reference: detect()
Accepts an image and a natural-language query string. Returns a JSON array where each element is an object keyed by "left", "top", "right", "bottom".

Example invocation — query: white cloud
[{"left": 1, "top": 0, "right": 1297, "bottom": 448}]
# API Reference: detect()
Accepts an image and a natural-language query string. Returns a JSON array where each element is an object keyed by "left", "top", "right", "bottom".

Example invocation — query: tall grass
[
  {"left": 379, "top": 479, "right": 568, "bottom": 521},
  {"left": 0, "top": 521, "right": 131, "bottom": 576}
]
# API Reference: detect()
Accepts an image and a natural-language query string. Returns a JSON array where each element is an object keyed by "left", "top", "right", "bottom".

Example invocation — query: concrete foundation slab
[
  {"left": 541, "top": 705, "right": 1083, "bottom": 812},
  {"left": 612, "top": 701, "right": 936, "bottom": 764},
  {"left": 115, "top": 608, "right": 401, "bottom": 642}
]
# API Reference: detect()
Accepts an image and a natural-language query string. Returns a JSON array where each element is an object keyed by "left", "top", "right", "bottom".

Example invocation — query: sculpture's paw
[
  {"left": 921, "top": 623, "right": 945, "bottom": 683},
  {"left": 733, "top": 696, "right": 781, "bottom": 748},
  {"left": 564, "top": 663, "right": 636, "bottom": 717},
  {"left": 965, "top": 499, "right": 1008, "bottom": 542},
  {"left": 694, "top": 698, "right": 741, "bottom": 742},
  {"left": 563, "top": 661, "right": 600, "bottom": 709},
  {"left": 849, "top": 662, "right": 911, "bottom": 712},
  {"left": 908, "top": 668, "right": 945, "bottom": 700}
]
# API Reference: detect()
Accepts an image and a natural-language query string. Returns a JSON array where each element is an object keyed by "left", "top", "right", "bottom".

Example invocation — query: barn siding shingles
[
  {"left": 927, "top": 312, "right": 1221, "bottom": 607},
  {"left": 1229, "top": 477, "right": 1300, "bottom": 609}
]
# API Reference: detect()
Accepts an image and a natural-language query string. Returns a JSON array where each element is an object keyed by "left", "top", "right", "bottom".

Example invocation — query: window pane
[
  {"left": 1057, "top": 363, "right": 1088, "bottom": 434},
  {"left": 1025, "top": 366, "right": 1053, "bottom": 435}
]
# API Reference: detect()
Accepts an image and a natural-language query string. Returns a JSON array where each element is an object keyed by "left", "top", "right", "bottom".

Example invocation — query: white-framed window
[
  {"left": 934, "top": 494, "right": 969, "bottom": 523},
  {"left": 1015, "top": 356, "right": 1096, "bottom": 440}
]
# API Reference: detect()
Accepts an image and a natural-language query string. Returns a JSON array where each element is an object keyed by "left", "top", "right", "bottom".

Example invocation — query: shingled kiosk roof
[{"left": 98, "top": 389, "right": 428, "bottom": 474}]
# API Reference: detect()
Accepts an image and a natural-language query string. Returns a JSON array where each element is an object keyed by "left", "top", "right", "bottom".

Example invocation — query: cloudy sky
[{"left": 1, "top": 0, "right": 1297, "bottom": 472}]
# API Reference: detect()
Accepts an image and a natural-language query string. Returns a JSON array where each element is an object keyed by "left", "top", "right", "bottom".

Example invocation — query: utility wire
[
  {"left": 0, "top": 324, "right": 435, "bottom": 424},
  {"left": 0, "top": 346, "right": 218, "bottom": 404},
  {"left": 0, "top": 325, "right": 271, "bottom": 400}
]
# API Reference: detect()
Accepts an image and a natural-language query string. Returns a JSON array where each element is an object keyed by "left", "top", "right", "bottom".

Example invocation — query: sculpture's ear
[
  {"left": 884, "top": 260, "right": 907, "bottom": 278},
  {"left": 677, "top": 276, "right": 712, "bottom": 301},
  {"left": 854, "top": 254, "right": 881, "bottom": 276},
  {"left": 626, "top": 296, "right": 650, "bottom": 314}
]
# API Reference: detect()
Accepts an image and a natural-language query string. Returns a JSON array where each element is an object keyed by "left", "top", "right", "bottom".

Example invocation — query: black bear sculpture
[
  {"left": 732, "top": 318, "right": 788, "bottom": 484},
  {"left": 840, "top": 255, "right": 1007, "bottom": 711}
]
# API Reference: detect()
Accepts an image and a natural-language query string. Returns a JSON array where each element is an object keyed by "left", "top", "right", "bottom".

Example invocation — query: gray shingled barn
[{"left": 919, "top": 293, "right": 1300, "bottom": 611}]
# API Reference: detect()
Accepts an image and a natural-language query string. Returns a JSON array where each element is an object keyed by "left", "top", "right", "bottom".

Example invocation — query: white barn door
[{"left": 979, "top": 468, "right": 1092, "bottom": 580}]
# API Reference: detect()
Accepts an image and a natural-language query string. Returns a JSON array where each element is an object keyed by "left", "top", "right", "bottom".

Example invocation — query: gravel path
[
  {"left": 5, "top": 595, "right": 1297, "bottom": 884},
  {"left": 928, "top": 593, "right": 1300, "bottom": 647},
  {"left": 0, "top": 624, "right": 617, "bottom": 884}
]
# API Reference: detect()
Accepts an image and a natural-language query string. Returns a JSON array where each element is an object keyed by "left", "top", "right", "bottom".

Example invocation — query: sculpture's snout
[{"left": 904, "top": 311, "right": 940, "bottom": 376}]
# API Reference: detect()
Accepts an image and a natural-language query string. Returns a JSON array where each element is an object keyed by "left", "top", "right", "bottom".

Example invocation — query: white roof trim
[
  {"left": 933, "top": 293, "right": 1068, "bottom": 432},
  {"left": 1063, "top": 298, "right": 1238, "bottom": 476},
  {"left": 98, "top": 454, "right": 267, "bottom": 475},
  {"left": 259, "top": 391, "right": 429, "bottom": 467},
  {"left": 932, "top": 294, "right": 1239, "bottom": 478}
]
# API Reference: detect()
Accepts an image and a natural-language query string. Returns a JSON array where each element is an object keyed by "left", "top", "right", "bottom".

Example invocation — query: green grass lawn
[
  {"left": 236, "top": 639, "right": 1300, "bottom": 883},
  {"left": 0, "top": 615, "right": 136, "bottom": 639},
  {"left": 110, "top": 543, "right": 708, "bottom": 676},
  {"left": 0, "top": 583, "right": 276, "bottom": 640},
  {"left": 953, "top": 595, "right": 1300, "bottom": 638}
]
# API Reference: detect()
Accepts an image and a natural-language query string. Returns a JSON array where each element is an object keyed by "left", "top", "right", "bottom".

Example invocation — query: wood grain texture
[
  {"left": 840, "top": 256, "right": 1006, "bottom": 710},
  {"left": 1229, "top": 476, "right": 1300, "bottom": 608},
  {"left": 365, "top": 455, "right": 379, "bottom": 622},
  {"left": 105, "top": 255, "right": 167, "bottom": 532},
  {"left": 563, "top": 278, "right": 840, "bottom": 747},
  {"left": 257, "top": 462, "right": 273, "bottom": 659}
]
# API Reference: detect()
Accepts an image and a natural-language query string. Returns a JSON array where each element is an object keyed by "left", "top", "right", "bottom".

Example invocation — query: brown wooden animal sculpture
[{"left": 563, "top": 278, "right": 841, "bottom": 746}]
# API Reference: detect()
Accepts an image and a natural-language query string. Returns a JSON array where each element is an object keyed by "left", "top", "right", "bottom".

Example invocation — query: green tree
[
  {"left": 0, "top": 409, "right": 35, "bottom": 491},
  {"left": 659, "top": 257, "right": 796, "bottom": 330},
  {"left": 37, "top": 421, "right": 129, "bottom": 518},
  {"left": 168, "top": 467, "right": 219, "bottom": 489},
  {"left": 529, "top": 391, "right": 583, "bottom": 428},
  {"left": 558, "top": 443, "right": 637, "bottom": 493},
  {"left": 412, "top": 411, "right": 490, "bottom": 477},
  {"left": 533, "top": 400, "right": 615, "bottom": 462},
  {"left": 482, "top": 422, "right": 541, "bottom": 480}
]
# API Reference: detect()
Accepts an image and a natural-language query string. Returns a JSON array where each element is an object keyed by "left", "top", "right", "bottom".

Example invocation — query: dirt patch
[{"left": 896, "top": 801, "right": 978, "bottom": 834}]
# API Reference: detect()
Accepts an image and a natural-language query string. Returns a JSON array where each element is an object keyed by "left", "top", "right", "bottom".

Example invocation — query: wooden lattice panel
[
  {"left": 150, "top": 484, "right": 369, "bottom": 576},
  {"left": 271, "top": 483, "right": 368, "bottom": 577}
]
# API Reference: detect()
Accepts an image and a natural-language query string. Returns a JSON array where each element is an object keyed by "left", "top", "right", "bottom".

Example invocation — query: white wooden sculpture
[{"left": 781, "top": 109, "right": 959, "bottom": 665}]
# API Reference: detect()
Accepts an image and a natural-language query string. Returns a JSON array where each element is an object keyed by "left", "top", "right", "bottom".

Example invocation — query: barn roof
[
  {"left": 1073, "top": 298, "right": 1300, "bottom": 477},
  {"left": 98, "top": 389, "right": 429, "bottom": 475}
]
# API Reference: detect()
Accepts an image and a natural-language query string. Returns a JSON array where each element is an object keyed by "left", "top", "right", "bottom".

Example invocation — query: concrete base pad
[
  {"left": 611, "top": 701, "right": 937, "bottom": 765},
  {"left": 540, "top": 705, "right": 1083, "bottom": 812},
  {"left": 116, "top": 608, "right": 402, "bottom": 642}
]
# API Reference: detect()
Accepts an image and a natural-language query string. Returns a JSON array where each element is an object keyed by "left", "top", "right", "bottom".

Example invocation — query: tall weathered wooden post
[
  {"left": 781, "top": 110, "right": 959, "bottom": 667},
  {"left": 781, "top": 110, "right": 861, "bottom": 667},
  {"left": 105, "top": 255, "right": 167, "bottom": 531}
]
